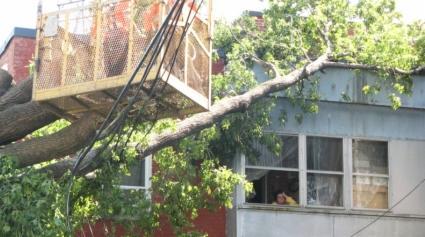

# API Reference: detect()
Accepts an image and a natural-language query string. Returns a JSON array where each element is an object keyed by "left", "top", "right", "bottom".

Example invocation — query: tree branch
[
  {"left": 41, "top": 149, "right": 105, "bottom": 179},
  {"left": 318, "top": 22, "right": 333, "bottom": 55},
  {"left": 323, "top": 62, "right": 425, "bottom": 76},
  {"left": 0, "top": 112, "right": 102, "bottom": 168},
  {"left": 0, "top": 101, "right": 58, "bottom": 145},
  {"left": 0, "top": 77, "right": 33, "bottom": 112},
  {"left": 0, "top": 69, "right": 13, "bottom": 97},
  {"left": 138, "top": 54, "right": 330, "bottom": 157},
  {"left": 37, "top": 53, "right": 332, "bottom": 178}
]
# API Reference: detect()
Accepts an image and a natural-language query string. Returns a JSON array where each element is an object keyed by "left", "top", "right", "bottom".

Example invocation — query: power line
[
  {"left": 115, "top": 0, "right": 205, "bottom": 159},
  {"left": 350, "top": 176, "right": 425, "bottom": 236}
]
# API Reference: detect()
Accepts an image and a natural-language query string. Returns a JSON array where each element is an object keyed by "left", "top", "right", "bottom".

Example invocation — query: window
[
  {"left": 352, "top": 140, "right": 388, "bottom": 209},
  {"left": 120, "top": 156, "right": 152, "bottom": 190},
  {"left": 246, "top": 135, "right": 299, "bottom": 205},
  {"left": 244, "top": 135, "right": 389, "bottom": 211},
  {"left": 306, "top": 136, "right": 343, "bottom": 207}
]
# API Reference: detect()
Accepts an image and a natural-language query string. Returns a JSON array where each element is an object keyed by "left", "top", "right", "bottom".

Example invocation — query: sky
[{"left": 0, "top": 0, "right": 424, "bottom": 48}]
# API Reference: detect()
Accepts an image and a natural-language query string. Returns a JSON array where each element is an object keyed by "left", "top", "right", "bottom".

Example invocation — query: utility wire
[
  {"left": 110, "top": 0, "right": 189, "bottom": 153},
  {"left": 350, "top": 177, "right": 425, "bottom": 236},
  {"left": 115, "top": 0, "right": 204, "bottom": 159}
]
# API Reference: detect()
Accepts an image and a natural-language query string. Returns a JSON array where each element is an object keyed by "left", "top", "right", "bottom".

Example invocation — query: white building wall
[
  {"left": 390, "top": 140, "right": 425, "bottom": 216},
  {"left": 237, "top": 207, "right": 425, "bottom": 237}
]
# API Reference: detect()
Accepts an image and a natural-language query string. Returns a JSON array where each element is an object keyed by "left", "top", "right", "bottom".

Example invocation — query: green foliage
[
  {"left": 152, "top": 144, "right": 249, "bottom": 236},
  {"left": 31, "top": 119, "right": 71, "bottom": 138},
  {"left": 0, "top": 158, "right": 65, "bottom": 236}
]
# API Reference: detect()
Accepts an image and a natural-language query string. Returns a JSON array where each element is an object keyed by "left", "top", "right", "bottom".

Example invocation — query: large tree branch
[
  {"left": 0, "top": 102, "right": 58, "bottom": 145},
  {"left": 138, "top": 53, "right": 330, "bottom": 157},
  {"left": 323, "top": 62, "right": 425, "bottom": 76},
  {"left": 0, "top": 112, "right": 102, "bottom": 168},
  {"left": 41, "top": 149, "right": 105, "bottom": 179},
  {"left": 46, "top": 53, "right": 331, "bottom": 177},
  {"left": 0, "top": 77, "right": 33, "bottom": 112},
  {"left": 0, "top": 69, "right": 13, "bottom": 97}
]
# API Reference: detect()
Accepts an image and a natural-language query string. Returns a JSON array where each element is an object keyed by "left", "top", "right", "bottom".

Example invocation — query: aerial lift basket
[{"left": 32, "top": 0, "right": 212, "bottom": 120}]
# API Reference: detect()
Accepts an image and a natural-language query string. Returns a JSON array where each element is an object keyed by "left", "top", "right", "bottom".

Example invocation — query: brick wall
[
  {"left": 0, "top": 40, "right": 15, "bottom": 80},
  {"left": 0, "top": 36, "right": 36, "bottom": 84},
  {"left": 77, "top": 208, "right": 225, "bottom": 237}
]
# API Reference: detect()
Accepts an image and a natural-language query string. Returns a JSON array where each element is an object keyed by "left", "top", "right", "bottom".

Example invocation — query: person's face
[{"left": 276, "top": 193, "right": 286, "bottom": 204}]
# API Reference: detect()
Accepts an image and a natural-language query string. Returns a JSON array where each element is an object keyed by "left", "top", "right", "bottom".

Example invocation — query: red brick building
[{"left": 0, "top": 27, "right": 36, "bottom": 84}]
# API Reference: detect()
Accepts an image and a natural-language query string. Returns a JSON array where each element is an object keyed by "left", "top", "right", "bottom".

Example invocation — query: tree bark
[
  {"left": 0, "top": 101, "right": 58, "bottom": 145},
  {"left": 0, "top": 112, "right": 102, "bottom": 167},
  {"left": 0, "top": 69, "right": 13, "bottom": 97},
  {"left": 41, "top": 149, "right": 104, "bottom": 179},
  {"left": 0, "top": 77, "right": 33, "bottom": 112}
]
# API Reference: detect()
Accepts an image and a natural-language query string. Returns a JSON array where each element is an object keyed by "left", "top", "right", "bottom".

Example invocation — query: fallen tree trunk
[
  {"left": 0, "top": 69, "right": 13, "bottom": 97},
  {"left": 0, "top": 77, "right": 33, "bottom": 112},
  {"left": 41, "top": 149, "right": 104, "bottom": 179},
  {"left": 0, "top": 102, "right": 58, "bottom": 145},
  {"left": 0, "top": 112, "right": 101, "bottom": 167}
]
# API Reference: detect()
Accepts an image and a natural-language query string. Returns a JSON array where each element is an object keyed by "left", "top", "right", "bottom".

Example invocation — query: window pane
[
  {"left": 353, "top": 176, "right": 388, "bottom": 209},
  {"left": 120, "top": 160, "right": 146, "bottom": 187},
  {"left": 353, "top": 140, "right": 388, "bottom": 174},
  {"left": 307, "top": 136, "right": 343, "bottom": 171},
  {"left": 246, "top": 169, "right": 299, "bottom": 205},
  {"left": 307, "top": 173, "right": 343, "bottom": 207},
  {"left": 247, "top": 135, "right": 298, "bottom": 168}
]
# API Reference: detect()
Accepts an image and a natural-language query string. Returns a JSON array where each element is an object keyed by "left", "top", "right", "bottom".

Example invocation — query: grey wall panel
[
  {"left": 239, "top": 209, "right": 333, "bottom": 237},
  {"left": 268, "top": 100, "right": 425, "bottom": 141},
  {"left": 390, "top": 140, "right": 425, "bottom": 216},
  {"left": 238, "top": 209, "right": 425, "bottom": 237},
  {"left": 333, "top": 215, "right": 425, "bottom": 237},
  {"left": 253, "top": 65, "right": 425, "bottom": 109}
]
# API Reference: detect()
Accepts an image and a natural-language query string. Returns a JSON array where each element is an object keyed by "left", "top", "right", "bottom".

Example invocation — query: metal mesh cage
[{"left": 34, "top": 0, "right": 211, "bottom": 118}]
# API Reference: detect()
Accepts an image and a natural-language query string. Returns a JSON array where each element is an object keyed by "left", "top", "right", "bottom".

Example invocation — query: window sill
[{"left": 239, "top": 203, "right": 425, "bottom": 220}]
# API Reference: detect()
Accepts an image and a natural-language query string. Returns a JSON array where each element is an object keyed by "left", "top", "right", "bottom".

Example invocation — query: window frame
[
  {"left": 243, "top": 133, "right": 391, "bottom": 212},
  {"left": 350, "top": 138, "right": 390, "bottom": 211},
  {"left": 119, "top": 155, "right": 152, "bottom": 191},
  {"left": 304, "top": 135, "right": 345, "bottom": 208},
  {"left": 245, "top": 133, "right": 301, "bottom": 205}
]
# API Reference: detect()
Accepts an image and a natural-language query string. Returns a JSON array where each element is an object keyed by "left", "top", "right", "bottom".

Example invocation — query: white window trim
[
  {"left": 119, "top": 155, "right": 152, "bottom": 191},
  {"left": 243, "top": 133, "right": 391, "bottom": 211},
  {"left": 304, "top": 135, "right": 345, "bottom": 208},
  {"left": 350, "top": 139, "right": 390, "bottom": 211}
]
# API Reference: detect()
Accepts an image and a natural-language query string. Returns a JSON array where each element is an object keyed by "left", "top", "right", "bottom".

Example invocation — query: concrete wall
[{"left": 237, "top": 208, "right": 425, "bottom": 237}]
